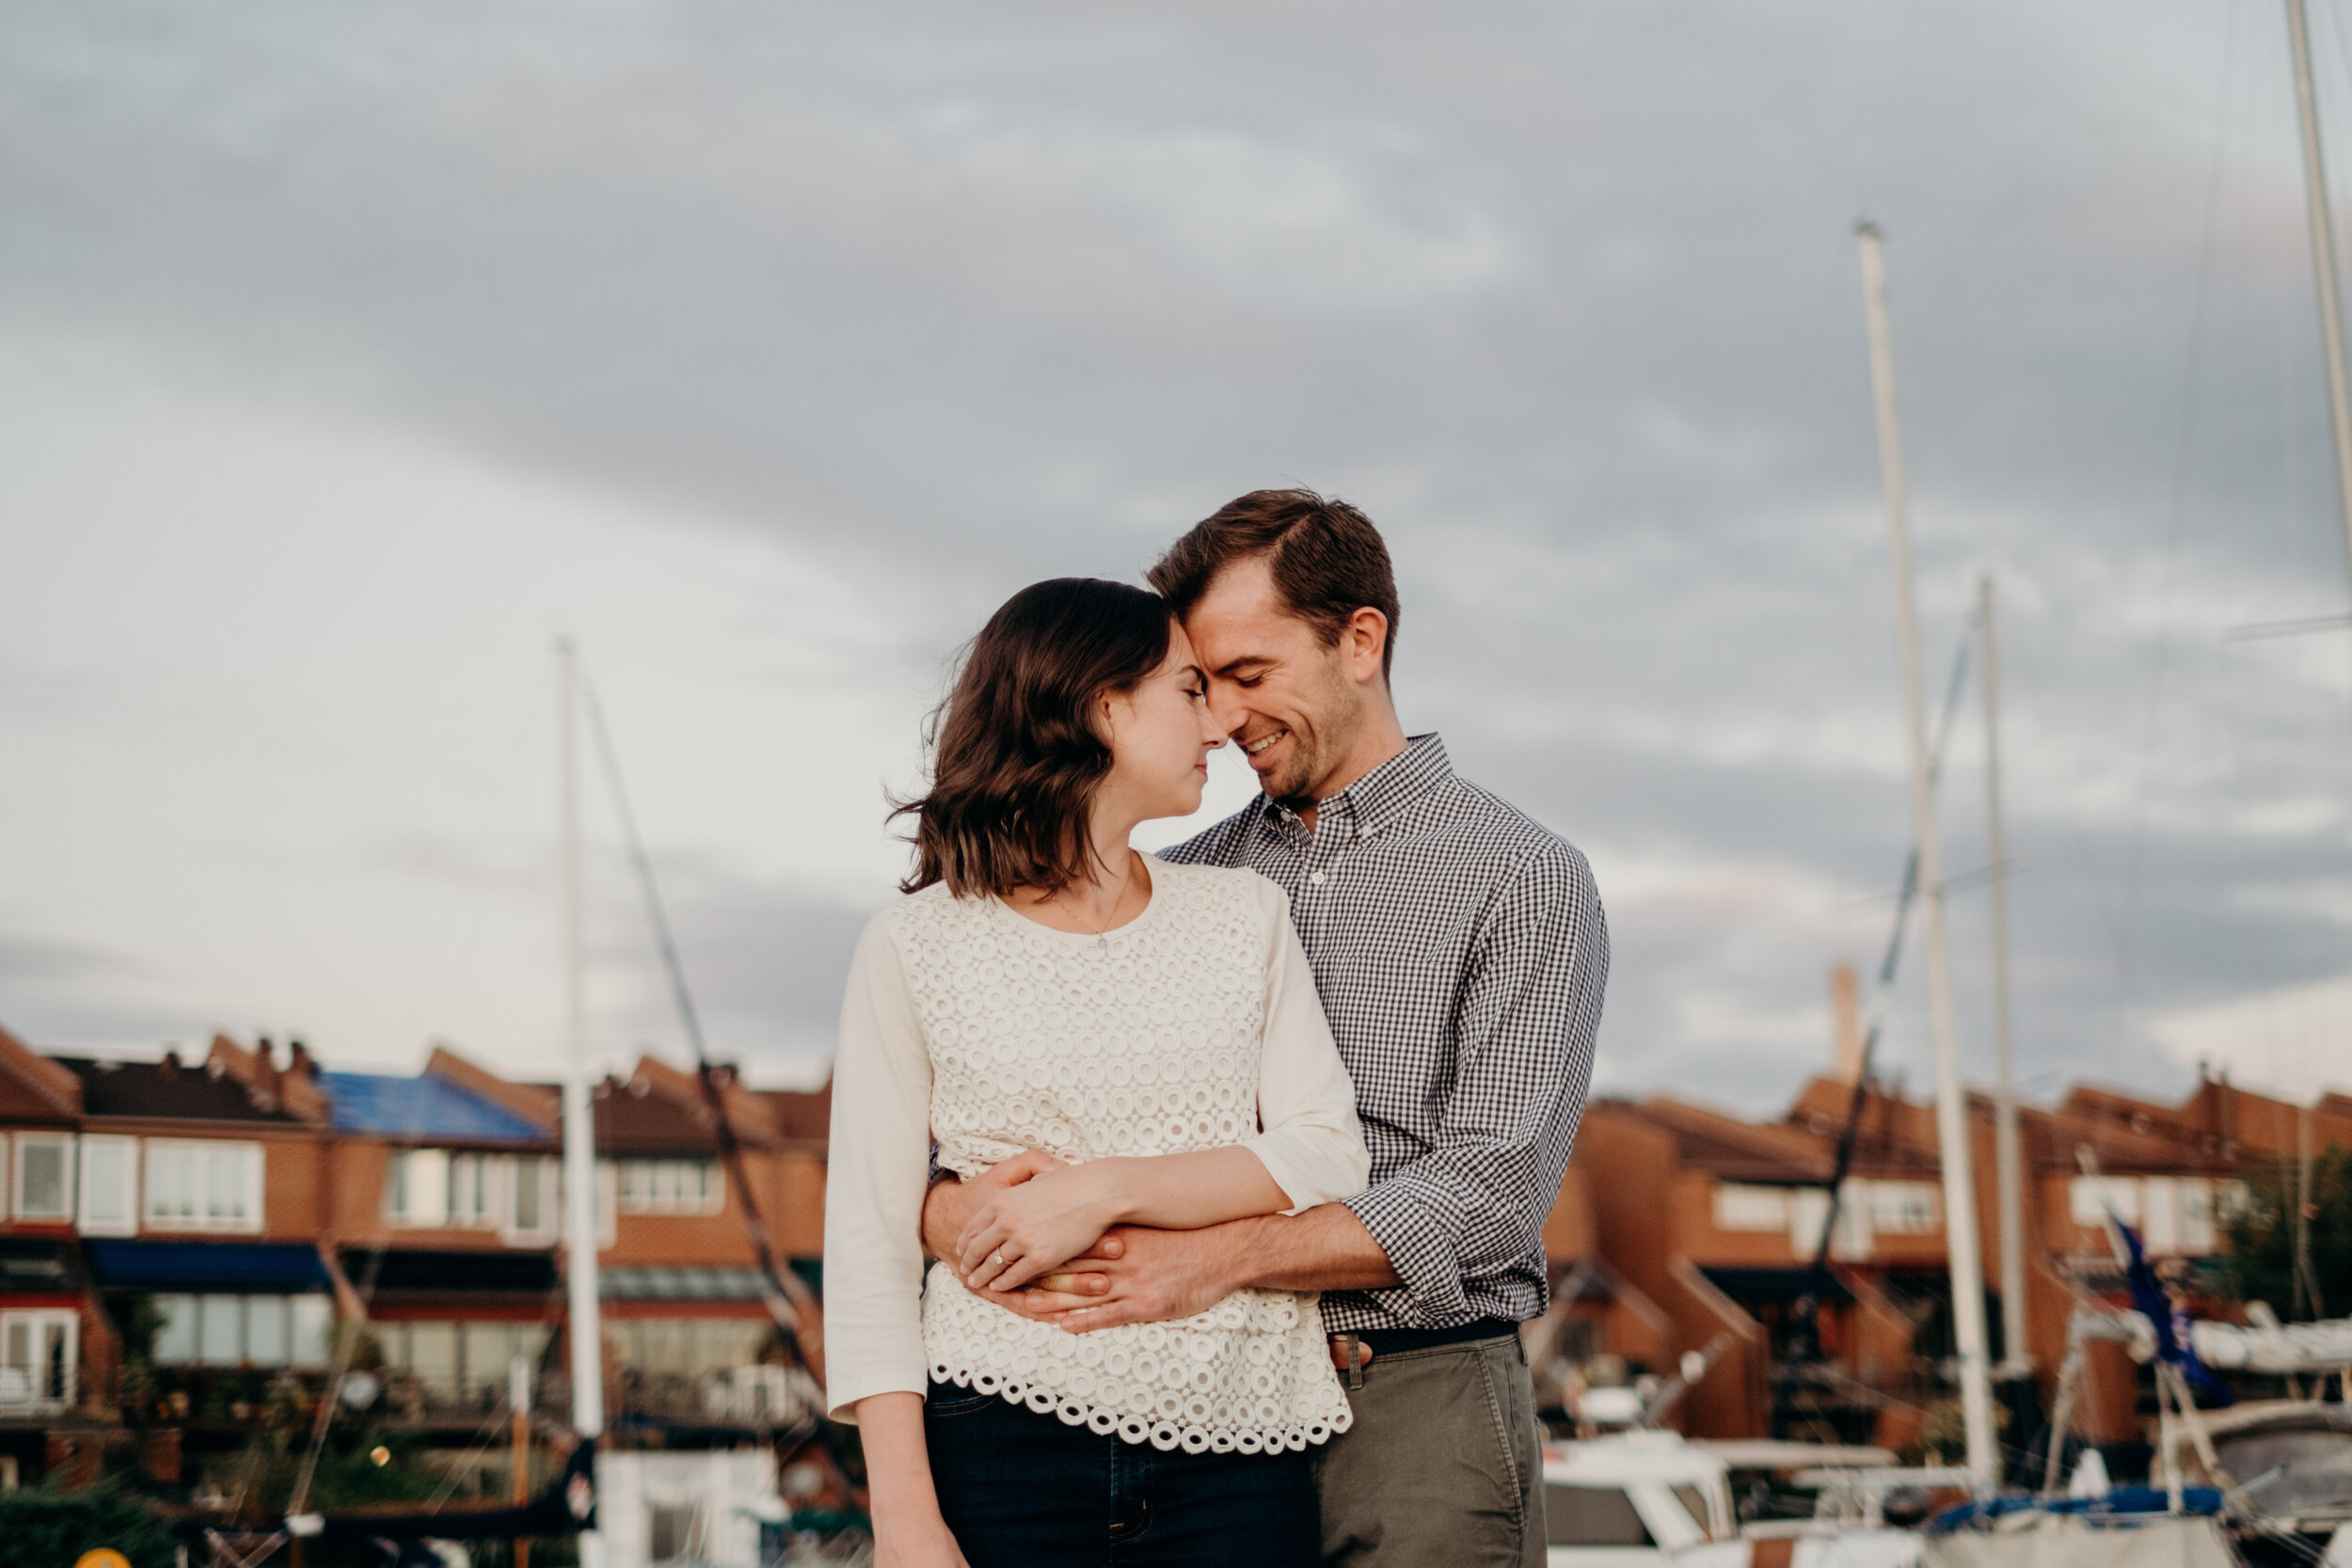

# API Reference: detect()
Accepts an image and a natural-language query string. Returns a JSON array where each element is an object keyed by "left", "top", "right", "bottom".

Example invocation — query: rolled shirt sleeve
[
  {"left": 1340, "top": 844, "right": 1608, "bottom": 1326},
  {"left": 1237, "top": 876, "right": 1371, "bottom": 1213},
  {"left": 820, "top": 912, "right": 935, "bottom": 1422}
]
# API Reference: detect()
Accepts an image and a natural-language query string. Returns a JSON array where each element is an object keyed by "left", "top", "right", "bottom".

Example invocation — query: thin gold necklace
[{"left": 1057, "top": 852, "right": 1140, "bottom": 954}]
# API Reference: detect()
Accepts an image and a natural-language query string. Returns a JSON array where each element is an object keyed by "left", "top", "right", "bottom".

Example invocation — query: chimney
[
  {"left": 1830, "top": 963, "right": 1863, "bottom": 1083},
  {"left": 160, "top": 1051, "right": 181, "bottom": 1079},
  {"left": 278, "top": 1037, "right": 329, "bottom": 1124}
]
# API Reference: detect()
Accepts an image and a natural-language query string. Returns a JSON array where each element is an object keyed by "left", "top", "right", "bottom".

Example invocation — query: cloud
[
  {"left": 2148, "top": 971, "right": 2352, "bottom": 1100},
  {"left": 2, "top": 0, "right": 2349, "bottom": 1113}
]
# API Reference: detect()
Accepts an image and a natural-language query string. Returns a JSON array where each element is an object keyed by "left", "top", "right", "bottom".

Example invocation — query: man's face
[{"left": 1182, "top": 557, "right": 1365, "bottom": 807}]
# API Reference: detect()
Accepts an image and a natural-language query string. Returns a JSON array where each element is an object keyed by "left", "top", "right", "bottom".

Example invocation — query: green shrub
[{"left": 0, "top": 1483, "right": 179, "bottom": 1568}]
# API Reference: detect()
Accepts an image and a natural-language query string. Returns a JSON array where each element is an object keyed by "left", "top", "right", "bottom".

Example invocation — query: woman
[{"left": 824, "top": 578, "right": 1370, "bottom": 1568}]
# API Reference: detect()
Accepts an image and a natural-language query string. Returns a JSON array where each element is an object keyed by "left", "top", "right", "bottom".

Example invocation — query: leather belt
[{"left": 1327, "top": 1317, "right": 1518, "bottom": 1387}]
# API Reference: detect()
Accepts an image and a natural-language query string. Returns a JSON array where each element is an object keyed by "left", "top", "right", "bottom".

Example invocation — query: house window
[
  {"left": 375, "top": 1319, "right": 548, "bottom": 1403},
  {"left": 505, "top": 1157, "right": 560, "bottom": 1243},
  {"left": 78, "top": 1135, "right": 138, "bottom": 1237},
  {"left": 1867, "top": 1181, "right": 1939, "bottom": 1236},
  {"left": 13, "top": 1133, "right": 73, "bottom": 1222},
  {"left": 151, "top": 1293, "right": 329, "bottom": 1369},
  {"left": 0, "top": 1310, "right": 76, "bottom": 1409},
  {"left": 616, "top": 1159, "right": 722, "bottom": 1215},
  {"left": 385, "top": 1148, "right": 449, "bottom": 1227},
  {"left": 447, "top": 1153, "right": 496, "bottom": 1228},
  {"left": 2070, "top": 1175, "right": 2141, "bottom": 1229},
  {"left": 144, "top": 1140, "right": 262, "bottom": 1233},
  {"left": 1712, "top": 1183, "right": 1788, "bottom": 1233},
  {"left": 610, "top": 1317, "right": 770, "bottom": 1378}
]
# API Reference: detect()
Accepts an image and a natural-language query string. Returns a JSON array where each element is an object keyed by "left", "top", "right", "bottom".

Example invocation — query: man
[{"left": 924, "top": 488, "right": 1608, "bottom": 1566}]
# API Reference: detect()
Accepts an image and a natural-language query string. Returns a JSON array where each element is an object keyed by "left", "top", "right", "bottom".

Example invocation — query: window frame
[
  {"left": 445, "top": 1151, "right": 499, "bottom": 1229},
  {"left": 502, "top": 1156, "right": 561, "bottom": 1244},
  {"left": 0, "top": 1307, "right": 78, "bottom": 1410},
  {"left": 142, "top": 1139, "right": 263, "bottom": 1234},
  {"left": 149, "top": 1291, "right": 332, "bottom": 1369},
  {"left": 1710, "top": 1181, "right": 1789, "bottom": 1234},
  {"left": 383, "top": 1148, "right": 451, "bottom": 1228},
  {"left": 614, "top": 1157, "right": 724, "bottom": 1217},
  {"left": 11, "top": 1132, "right": 75, "bottom": 1223},
  {"left": 76, "top": 1134, "right": 140, "bottom": 1237}
]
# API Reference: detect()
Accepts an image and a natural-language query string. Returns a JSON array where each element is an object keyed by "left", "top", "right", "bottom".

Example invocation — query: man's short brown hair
[{"left": 1148, "top": 488, "right": 1400, "bottom": 678}]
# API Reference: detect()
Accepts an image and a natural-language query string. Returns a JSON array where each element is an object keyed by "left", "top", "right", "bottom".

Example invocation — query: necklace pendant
[{"left": 1096, "top": 936, "right": 1109, "bottom": 954}]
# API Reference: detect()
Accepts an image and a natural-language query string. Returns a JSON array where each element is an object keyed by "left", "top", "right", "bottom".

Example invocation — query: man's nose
[{"left": 1204, "top": 684, "right": 1250, "bottom": 736}]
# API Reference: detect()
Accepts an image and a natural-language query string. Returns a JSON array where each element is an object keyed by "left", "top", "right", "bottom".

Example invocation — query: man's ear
[{"left": 1344, "top": 608, "right": 1391, "bottom": 684}]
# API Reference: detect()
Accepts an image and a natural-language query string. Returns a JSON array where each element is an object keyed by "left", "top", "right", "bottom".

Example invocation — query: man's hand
[
  {"left": 1057, "top": 1202, "right": 1399, "bottom": 1332},
  {"left": 1054, "top": 1221, "right": 1250, "bottom": 1334}
]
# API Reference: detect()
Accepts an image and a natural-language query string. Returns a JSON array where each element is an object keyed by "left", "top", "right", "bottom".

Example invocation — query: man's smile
[{"left": 1241, "top": 726, "right": 1289, "bottom": 761}]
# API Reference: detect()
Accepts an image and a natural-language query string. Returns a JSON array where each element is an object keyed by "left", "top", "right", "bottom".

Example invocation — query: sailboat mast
[
  {"left": 1979, "top": 574, "right": 2029, "bottom": 1377},
  {"left": 1856, "top": 224, "right": 2000, "bottom": 1488},
  {"left": 2286, "top": 0, "right": 2352, "bottom": 584},
  {"left": 558, "top": 639, "right": 607, "bottom": 1565}
]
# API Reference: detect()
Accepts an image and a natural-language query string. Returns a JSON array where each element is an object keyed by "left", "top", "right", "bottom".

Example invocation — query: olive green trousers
[{"left": 1313, "top": 1331, "right": 1547, "bottom": 1568}]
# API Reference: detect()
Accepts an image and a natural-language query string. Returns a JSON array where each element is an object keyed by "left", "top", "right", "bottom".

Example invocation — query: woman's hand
[
  {"left": 956, "top": 1159, "right": 1128, "bottom": 1292},
  {"left": 873, "top": 1513, "right": 971, "bottom": 1568}
]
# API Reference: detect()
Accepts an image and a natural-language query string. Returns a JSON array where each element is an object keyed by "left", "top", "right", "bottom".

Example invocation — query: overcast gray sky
[{"left": 5, "top": 0, "right": 2351, "bottom": 1112}]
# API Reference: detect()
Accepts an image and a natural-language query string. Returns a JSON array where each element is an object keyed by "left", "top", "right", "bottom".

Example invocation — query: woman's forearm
[
  {"left": 854, "top": 1392, "right": 961, "bottom": 1562},
  {"left": 955, "top": 1147, "right": 1293, "bottom": 1292},
  {"left": 856, "top": 1393, "right": 942, "bottom": 1522},
  {"left": 1098, "top": 1147, "right": 1288, "bottom": 1230}
]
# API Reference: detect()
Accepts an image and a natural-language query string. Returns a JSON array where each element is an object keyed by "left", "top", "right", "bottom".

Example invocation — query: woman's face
[{"left": 1099, "top": 621, "right": 1228, "bottom": 825}]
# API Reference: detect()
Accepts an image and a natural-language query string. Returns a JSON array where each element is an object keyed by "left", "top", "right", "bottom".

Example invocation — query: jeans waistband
[{"left": 1333, "top": 1317, "right": 1519, "bottom": 1355}]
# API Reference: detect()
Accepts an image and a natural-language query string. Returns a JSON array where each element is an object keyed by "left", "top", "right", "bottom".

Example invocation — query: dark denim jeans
[{"left": 923, "top": 1380, "right": 1321, "bottom": 1568}]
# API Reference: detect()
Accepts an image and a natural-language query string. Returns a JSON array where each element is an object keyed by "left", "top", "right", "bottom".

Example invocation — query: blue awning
[{"left": 84, "top": 1240, "right": 328, "bottom": 1291}]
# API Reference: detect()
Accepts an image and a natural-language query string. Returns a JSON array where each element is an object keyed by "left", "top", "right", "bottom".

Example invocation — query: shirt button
[{"left": 1309, "top": 872, "right": 1327, "bottom": 885}]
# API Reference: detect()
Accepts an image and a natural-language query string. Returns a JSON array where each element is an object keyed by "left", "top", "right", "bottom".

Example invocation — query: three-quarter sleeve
[
  {"left": 1238, "top": 875, "right": 1371, "bottom": 1212},
  {"left": 820, "top": 911, "right": 934, "bottom": 1422}
]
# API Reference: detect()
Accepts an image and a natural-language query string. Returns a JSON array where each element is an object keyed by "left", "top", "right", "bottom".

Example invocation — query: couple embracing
[{"left": 824, "top": 490, "right": 1610, "bottom": 1567}]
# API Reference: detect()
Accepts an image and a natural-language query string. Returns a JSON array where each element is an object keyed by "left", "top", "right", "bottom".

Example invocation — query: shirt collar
[{"left": 1264, "top": 732, "right": 1452, "bottom": 840}]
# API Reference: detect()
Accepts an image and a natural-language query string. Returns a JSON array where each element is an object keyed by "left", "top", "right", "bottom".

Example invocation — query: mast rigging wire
[{"left": 573, "top": 664, "right": 825, "bottom": 1378}]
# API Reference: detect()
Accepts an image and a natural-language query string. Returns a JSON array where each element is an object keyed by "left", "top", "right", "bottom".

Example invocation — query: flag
[{"left": 2106, "top": 1206, "right": 2233, "bottom": 1408}]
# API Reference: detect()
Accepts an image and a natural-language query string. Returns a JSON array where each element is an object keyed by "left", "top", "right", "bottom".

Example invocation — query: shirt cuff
[
  {"left": 1341, "top": 1178, "right": 1476, "bottom": 1328},
  {"left": 822, "top": 1343, "right": 933, "bottom": 1425}
]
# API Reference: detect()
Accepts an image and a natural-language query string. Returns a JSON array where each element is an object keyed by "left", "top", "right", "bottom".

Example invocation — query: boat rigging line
[{"left": 572, "top": 661, "right": 826, "bottom": 1380}]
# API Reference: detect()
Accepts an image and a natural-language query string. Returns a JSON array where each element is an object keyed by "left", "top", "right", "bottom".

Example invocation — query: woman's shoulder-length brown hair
[{"left": 892, "top": 577, "right": 1174, "bottom": 900}]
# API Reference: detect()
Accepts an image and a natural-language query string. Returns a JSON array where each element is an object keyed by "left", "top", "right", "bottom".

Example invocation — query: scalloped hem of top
[{"left": 926, "top": 1362, "right": 1352, "bottom": 1454}]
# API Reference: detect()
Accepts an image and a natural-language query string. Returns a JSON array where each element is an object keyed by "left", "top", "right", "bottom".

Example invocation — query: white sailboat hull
[{"left": 1924, "top": 1515, "right": 2237, "bottom": 1568}]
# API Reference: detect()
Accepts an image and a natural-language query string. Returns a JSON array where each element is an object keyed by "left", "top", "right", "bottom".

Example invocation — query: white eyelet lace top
[{"left": 824, "top": 858, "right": 1371, "bottom": 1454}]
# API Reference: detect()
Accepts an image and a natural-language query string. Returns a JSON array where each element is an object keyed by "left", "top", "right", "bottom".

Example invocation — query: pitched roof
[
  {"left": 320, "top": 1071, "right": 550, "bottom": 1144},
  {"left": 63, "top": 1055, "right": 301, "bottom": 1123},
  {"left": 1628, "top": 1098, "right": 1836, "bottom": 1182},
  {"left": 425, "top": 1044, "right": 559, "bottom": 1131},
  {"left": 0, "top": 1022, "right": 81, "bottom": 1119}
]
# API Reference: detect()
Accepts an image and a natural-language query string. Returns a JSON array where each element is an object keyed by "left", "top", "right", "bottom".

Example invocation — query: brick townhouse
[
  {"left": 4, "top": 997, "right": 2344, "bottom": 1488},
  {"left": 0, "top": 1020, "right": 828, "bottom": 1492},
  {"left": 1546, "top": 999, "right": 2352, "bottom": 1450}
]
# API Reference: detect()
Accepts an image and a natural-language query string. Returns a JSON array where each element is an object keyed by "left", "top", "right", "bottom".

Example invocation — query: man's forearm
[{"left": 1224, "top": 1201, "right": 1400, "bottom": 1294}]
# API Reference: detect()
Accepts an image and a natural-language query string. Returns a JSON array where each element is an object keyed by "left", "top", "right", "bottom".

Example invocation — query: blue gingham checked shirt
[{"left": 1163, "top": 733, "right": 1608, "bottom": 1334}]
